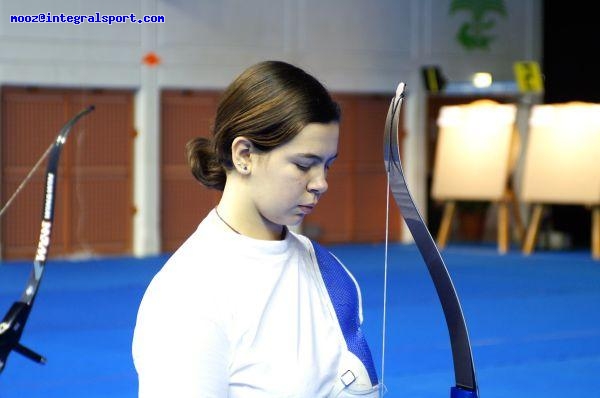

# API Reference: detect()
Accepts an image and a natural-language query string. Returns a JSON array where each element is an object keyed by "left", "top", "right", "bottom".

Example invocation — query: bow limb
[
  {"left": 383, "top": 84, "right": 478, "bottom": 397},
  {"left": 0, "top": 105, "right": 95, "bottom": 374}
]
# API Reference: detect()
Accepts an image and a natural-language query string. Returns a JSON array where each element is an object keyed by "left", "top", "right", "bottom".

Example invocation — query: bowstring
[
  {"left": 380, "top": 91, "right": 401, "bottom": 396},
  {"left": 381, "top": 174, "right": 391, "bottom": 396}
]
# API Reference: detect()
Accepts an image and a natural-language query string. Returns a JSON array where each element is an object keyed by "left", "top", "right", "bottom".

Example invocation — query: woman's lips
[{"left": 298, "top": 205, "right": 314, "bottom": 214}]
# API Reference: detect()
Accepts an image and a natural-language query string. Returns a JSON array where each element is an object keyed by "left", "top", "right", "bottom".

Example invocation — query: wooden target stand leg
[
  {"left": 592, "top": 206, "right": 600, "bottom": 260},
  {"left": 498, "top": 200, "right": 509, "bottom": 253},
  {"left": 498, "top": 187, "right": 526, "bottom": 254},
  {"left": 437, "top": 188, "right": 524, "bottom": 253},
  {"left": 522, "top": 204, "right": 544, "bottom": 255},
  {"left": 523, "top": 204, "right": 599, "bottom": 259},
  {"left": 436, "top": 201, "right": 456, "bottom": 249}
]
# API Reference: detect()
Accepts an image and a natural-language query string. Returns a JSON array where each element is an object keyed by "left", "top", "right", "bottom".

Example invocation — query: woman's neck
[{"left": 218, "top": 184, "right": 285, "bottom": 241}]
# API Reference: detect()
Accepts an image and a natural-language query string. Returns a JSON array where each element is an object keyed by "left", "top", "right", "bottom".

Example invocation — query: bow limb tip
[{"left": 395, "top": 82, "right": 406, "bottom": 99}]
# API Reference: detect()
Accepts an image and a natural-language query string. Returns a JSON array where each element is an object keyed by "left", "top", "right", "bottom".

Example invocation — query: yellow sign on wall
[{"left": 513, "top": 61, "right": 544, "bottom": 93}]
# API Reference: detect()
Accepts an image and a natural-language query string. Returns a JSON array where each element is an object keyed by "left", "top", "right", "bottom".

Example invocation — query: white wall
[{"left": 0, "top": 0, "right": 542, "bottom": 256}]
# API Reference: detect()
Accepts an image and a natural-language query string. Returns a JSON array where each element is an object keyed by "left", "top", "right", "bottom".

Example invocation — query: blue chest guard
[{"left": 311, "top": 240, "right": 378, "bottom": 387}]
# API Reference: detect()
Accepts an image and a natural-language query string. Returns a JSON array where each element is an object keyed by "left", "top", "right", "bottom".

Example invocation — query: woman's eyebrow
[{"left": 295, "top": 153, "right": 338, "bottom": 162}]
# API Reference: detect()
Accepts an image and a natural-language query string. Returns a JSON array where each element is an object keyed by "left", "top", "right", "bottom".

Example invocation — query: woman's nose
[{"left": 307, "top": 170, "right": 328, "bottom": 195}]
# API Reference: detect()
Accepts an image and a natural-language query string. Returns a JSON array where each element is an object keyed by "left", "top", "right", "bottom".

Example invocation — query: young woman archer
[{"left": 133, "top": 60, "right": 380, "bottom": 397}]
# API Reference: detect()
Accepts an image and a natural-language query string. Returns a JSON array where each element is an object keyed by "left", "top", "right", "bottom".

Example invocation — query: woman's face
[{"left": 249, "top": 122, "right": 339, "bottom": 234}]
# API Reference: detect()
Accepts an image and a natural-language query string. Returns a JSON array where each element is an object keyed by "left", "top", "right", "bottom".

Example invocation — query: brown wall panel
[
  {"left": 353, "top": 96, "right": 399, "bottom": 242},
  {"left": 160, "top": 90, "right": 222, "bottom": 252},
  {"left": 1, "top": 90, "right": 69, "bottom": 259},
  {"left": 67, "top": 91, "right": 134, "bottom": 256},
  {"left": 1, "top": 87, "right": 134, "bottom": 260}
]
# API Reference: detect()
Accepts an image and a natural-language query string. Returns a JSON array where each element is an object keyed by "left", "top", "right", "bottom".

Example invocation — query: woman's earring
[{"left": 237, "top": 163, "right": 248, "bottom": 172}]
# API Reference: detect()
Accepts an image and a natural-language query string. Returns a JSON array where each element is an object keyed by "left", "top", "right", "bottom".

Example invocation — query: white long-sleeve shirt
[{"left": 132, "top": 209, "right": 377, "bottom": 397}]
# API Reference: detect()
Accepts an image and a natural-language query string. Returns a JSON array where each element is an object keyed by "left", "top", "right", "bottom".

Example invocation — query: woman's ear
[{"left": 231, "top": 136, "right": 253, "bottom": 174}]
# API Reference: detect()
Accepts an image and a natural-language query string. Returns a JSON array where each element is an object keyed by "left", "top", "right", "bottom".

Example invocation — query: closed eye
[
  {"left": 295, "top": 163, "right": 311, "bottom": 171},
  {"left": 293, "top": 153, "right": 337, "bottom": 172}
]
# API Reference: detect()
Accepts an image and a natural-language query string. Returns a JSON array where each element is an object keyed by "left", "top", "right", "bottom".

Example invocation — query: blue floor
[{"left": 1, "top": 244, "right": 599, "bottom": 397}]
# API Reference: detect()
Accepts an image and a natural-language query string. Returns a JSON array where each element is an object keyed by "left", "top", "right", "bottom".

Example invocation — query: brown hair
[{"left": 186, "top": 60, "right": 340, "bottom": 191}]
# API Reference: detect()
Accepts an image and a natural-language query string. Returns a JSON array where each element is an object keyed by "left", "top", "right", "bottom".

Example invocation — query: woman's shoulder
[
  {"left": 143, "top": 212, "right": 231, "bottom": 293},
  {"left": 286, "top": 229, "right": 314, "bottom": 252}
]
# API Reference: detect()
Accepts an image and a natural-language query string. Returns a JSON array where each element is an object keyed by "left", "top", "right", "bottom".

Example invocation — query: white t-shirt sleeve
[{"left": 133, "top": 277, "right": 230, "bottom": 397}]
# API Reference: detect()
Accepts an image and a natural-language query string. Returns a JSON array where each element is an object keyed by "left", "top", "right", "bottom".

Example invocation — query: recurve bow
[
  {"left": 383, "top": 83, "right": 478, "bottom": 397},
  {"left": 0, "top": 105, "right": 95, "bottom": 374}
]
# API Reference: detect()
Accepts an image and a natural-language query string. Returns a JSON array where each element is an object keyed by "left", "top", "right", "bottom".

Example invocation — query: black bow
[
  {"left": 0, "top": 105, "right": 95, "bottom": 374},
  {"left": 383, "top": 84, "right": 478, "bottom": 397}
]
